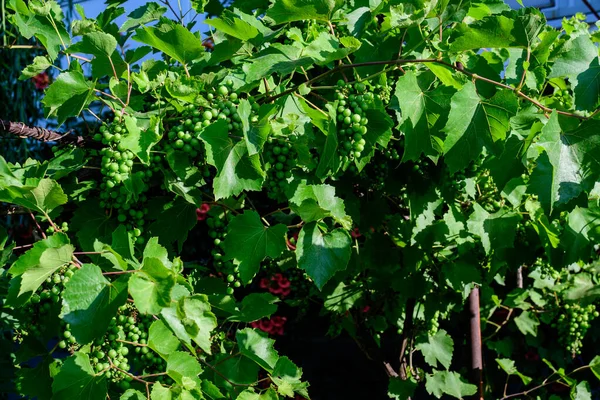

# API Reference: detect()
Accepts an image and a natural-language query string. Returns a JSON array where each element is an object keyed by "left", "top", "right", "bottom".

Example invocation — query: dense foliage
[{"left": 3, "top": 0, "right": 600, "bottom": 398}]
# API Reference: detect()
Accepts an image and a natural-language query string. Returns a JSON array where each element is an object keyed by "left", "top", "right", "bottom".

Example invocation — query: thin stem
[
  {"left": 294, "top": 93, "right": 327, "bottom": 116},
  {"left": 517, "top": 47, "right": 531, "bottom": 90},
  {"left": 28, "top": 210, "right": 47, "bottom": 240},
  {"left": 70, "top": 53, "right": 92, "bottom": 63},
  {"left": 116, "top": 339, "right": 147, "bottom": 347},
  {"left": 102, "top": 270, "right": 139, "bottom": 275}
]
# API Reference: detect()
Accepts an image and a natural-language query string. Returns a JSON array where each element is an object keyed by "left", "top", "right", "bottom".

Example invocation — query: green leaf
[
  {"left": 572, "top": 381, "right": 592, "bottom": 400},
  {"left": 288, "top": 182, "right": 352, "bottom": 230},
  {"left": 221, "top": 211, "right": 287, "bottom": 283},
  {"left": 450, "top": 9, "right": 544, "bottom": 51},
  {"left": 425, "top": 370, "right": 477, "bottom": 399},
  {"left": 148, "top": 199, "right": 198, "bottom": 252},
  {"left": 121, "top": 115, "right": 162, "bottom": 165},
  {"left": 212, "top": 353, "right": 259, "bottom": 390},
  {"left": 200, "top": 120, "right": 265, "bottom": 199},
  {"left": 443, "top": 83, "right": 518, "bottom": 173},
  {"left": 206, "top": 10, "right": 264, "bottom": 42},
  {"left": 574, "top": 58, "right": 600, "bottom": 112},
  {"left": 388, "top": 377, "right": 417, "bottom": 399},
  {"left": 166, "top": 351, "right": 203, "bottom": 387},
  {"left": 303, "top": 32, "right": 361, "bottom": 65},
  {"left": 42, "top": 71, "right": 95, "bottom": 125},
  {"left": 266, "top": 0, "right": 339, "bottom": 24},
  {"left": 391, "top": 71, "right": 453, "bottom": 161},
  {"left": 60, "top": 264, "right": 129, "bottom": 344},
  {"left": 15, "top": 357, "right": 53, "bottom": 400},
  {"left": 19, "top": 55, "right": 52, "bottom": 80},
  {"left": 416, "top": 329, "right": 454, "bottom": 370},
  {"left": 496, "top": 358, "right": 532, "bottom": 385},
  {"left": 549, "top": 35, "right": 598, "bottom": 79},
  {"left": 230, "top": 293, "right": 279, "bottom": 323},
  {"left": 133, "top": 20, "right": 205, "bottom": 65},
  {"left": 52, "top": 352, "right": 107, "bottom": 400},
  {"left": 467, "top": 204, "right": 522, "bottom": 254},
  {"left": 66, "top": 31, "right": 117, "bottom": 59},
  {"left": 129, "top": 257, "right": 177, "bottom": 315},
  {"left": 296, "top": 222, "right": 351, "bottom": 290},
  {"left": 148, "top": 319, "right": 180, "bottom": 359},
  {"left": 238, "top": 100, "right": 274, "bottom": 156},
  {"left": 121, "top": 389, "right": 147, "bottom": 400},
  {"left": 8, "top": 0, "right": 71, "bottom": 60},
  {"left": 120, "top": 2, "right": 167, "bottom": 31},
  {"left": 271, "top": 357, "right": 308, "bottom": 398},
  {"left": 178, "top": 294, "right": 217, "bottom": 354},
  {"left": 7, "top": 233, "right": 74, "bottom": 306},
  {"left": 0, "top": 178, "right": 68, "bottom": 214},
  {"left": 514, "top": 310, "right": 539, "bottom": 336},
  {"left": 71, "top": 199, "right": 118, "bottom": 254},
  {"left": 237, "top": 328, "right": 280, "bottom": 372},
  {"left": 245, "top": 44, "right": 313, "bottom": 83},
  {"left": 529, "top": 113, "right": 600, "bottom": 213},
  {"left": 589, "top": 356, "right": 600, "bottom": 380}
]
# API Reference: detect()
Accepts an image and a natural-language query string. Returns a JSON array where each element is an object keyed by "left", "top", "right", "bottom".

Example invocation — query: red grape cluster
[
  {"left": 250, "top": 315, "right": 287, "bottom": 336},
  {"left": 259, "top": 273, "right": 291, "bottom": 297},
  {"left": 196, "top": 203, "right": 211, "bottom": 221}
]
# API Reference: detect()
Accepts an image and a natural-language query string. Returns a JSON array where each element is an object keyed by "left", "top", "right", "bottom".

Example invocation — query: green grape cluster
[
  {"left": 207, "top": 216, "right": 241, "bottom": 294},
  {"left": 372, "top": 83, "right": 391, "bottom": 104},
  {"left": 14, "top": 264, "right": 76, "bottom": 342},
  {"left": 428, "top": 311, "right": 440, "bottom": 335},
  {"left": 94, "top": 120, "right": 158, "bottom": 244},
  {"left": 46, "top": 221, "right": 69, "bottom": 234},
  {"left": 264, "top": 137, "right": 296, "bottom": 198},
  {"left": 334, "top": 80, "right": 373, "bottom": 163},
  {"left": 554, "top": 303, "right": 599, "bottom": 354},
  {"left": 532, "top": 257, "right": 559, "bottom": 280},
  {"left": 87, "top": 305, "right": 171, "bottom": 388}
]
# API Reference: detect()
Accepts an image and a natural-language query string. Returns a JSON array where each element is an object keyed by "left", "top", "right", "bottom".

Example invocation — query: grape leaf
[
  {"left": 450, "top": 9, "right": 544, "bottom": 51},
  {"left": 303, "top": 32, "right": 361, "bottom": 65},
  {"left": 129, "top": 257, "right": 176, "bottom": 315},
  {"left": 133, "top": 20, "right": 205, "bottom": 65},
  {"left": 200, "top": 120, "right": 265, "bottom": 199},
  {"left": 271, "top": 357, "right": 309, "bottom": 398},
  {"left": 391, "top": 70, "right": 453, "bottom": 161},
  {"left": 60, "top": 264, "right": 129, "bottom": 344},
  {"left": 245, "top": 44, "right": 314, "bottom": 83},
  {"left": 237, "top": 328, "right": 280, "bottom": 372},
  {"left": 416, "top": 330, "right": 454, "bottom": 370},
  {"left": 8, "top": 0, "right": 70, "bottom": 60},
  {"left": 266, "top": 0, "right": 339, "bottom": 24},
  {"left": 148, "top": 319, "right": 180, "bottom": 359},
  {"left": 121, "top": 389, "right": 146, "bottom": 400},
  {"left": 574, "top": 58, "right": 600, "bottom": 112},
  {"left": 178, "top": 294, "right": 217, "bottom": 354},
  {"left": 7, "top": 233, "right": 74, "bottom": 306},
  {"left": 42, "top": 71, "right": 95, "bottom": 125},
  {"left": 238, "top": 100, "right": 274, "bottom": 156},
  {"left": 496, "top": 358, "right": 532, "bottom": 385},
  {"left": 288, "top": 181, "right": 352, "bottom": 230},
  {"left": 15, "top": 357, "right": 52, "bottom": 400},
  {"left": 19, "top": 55, "right": 52, "bottom": 80},
  {"left": 549, "top": 35, "right": 598, "bottom": 79},
  {"left": 166, "top": 351, "right": 203, "bottom": 388},
  {"left": 296, "top": 222, "right": 352, "bottom": 290},
  {"left": 230, "top": 293, "right": 279, "bottom": 323},
  {"left": 147, "top": 199, "right": 198, "bottom": 252},
  {"left": 467, "top": 204, "right": 522, "bottom": 254},
  {"left": 71, "top": 199, "right": 119, "bottom": 255},
  {"left": 221, "top": 211, "right": 287, "bottom": 283},
  {"left": 572, "top": 381, "right": 592, "bottom": 400},
  {"left": 121, "top": 115, "right": 162, "bottom": 165},
  {"left": 389, "top": 377, "right": 417, "bottom": 400},
  {"left": 0, "top": 178, "right": 68, "bottom": 214},
  {"left": 529, "top": 113, "right": 600, "bottom": 213},
  {"left": 120, "top": 2, "right": 167, "bottom": 31},
  {"left": 443, "top": 83, "right": 518, "bottom": 173},
  {"left": 425, "top": 370, "right": 477, "bottom": 399},
  {"left": 51, "top": 352, "right": 107, "bottom": 400},
  {"left": 514, "top": 310, "right": 539, "bottom": 336}
]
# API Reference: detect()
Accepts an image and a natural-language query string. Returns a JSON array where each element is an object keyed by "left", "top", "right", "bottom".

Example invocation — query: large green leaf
[
  {"left": 529, "top": 113, "right": 600, "bottom": 213},
  {"left": 425, "top": 370, "right": 477, "bottom": 399},
  {"left": 467, "top": 204, "right": 522, "bottom": 254},
  {"left": 121, "top": 115, "right": 162, "bottom": 165},
  {"left": 443, "top": 82, "right": 518, "bottom": 173},
  {"left": 178, "top": 294, "right": 217, "bottom": 354},
  {"left": 148, "top": 319, "right": 180, "bottom": 359},
  {"left": 52, "top": 352, "right": 107, "bottom": 400},
  {"left": 7, "top": 233, "right": 74, "bottom": 306},
  {"left": 8, "top": 0, "right": 70, "bottom": 60},
  {"left": 266, "top": 0, "right": 339, "bottom": 24},
  {"left": 42, "top": 71, "right": 95, "bottom": 125},
  {"left": 133, "top": 20, "right": 205, "bottom": 65},
  {"left": 391, "top": 71, "right": 453, "bottom": 161},
  {"left": 295, "top": 222, "right": 351, "bottom": 290},
  {"left": 166, "top": 351, "right": 203, "bottom": 387},
  {"left": 120, "top": 2, "right": 167, "bottom": 31},
  {"left": 221, "top": 211, "right": 287, "bottom": 283},
  {"left": 147, "top": 199, "right": 198, "bottom": 252},
  {"left": 0, "top": 178, "right": 68, "bottom": 214},
  {"left": 236, "top": 328, "right": 280, "bottom": 372},
  {"left": 200, "top": 120, "right": 265, "bottom": 199},
  {"left": 288, "top": 182, "right": 352, "bottom": 230},
  {"left": 60, "top": 264, "right": 129, "bottom": 344},
  {"left": 416, "top": 330, "right": 454, "bottom": 370},
  {"left": 129, "top": 257, "right": 177, "bottom": 315},
  {"left": 574, "top": 58, "right": 600, "bottom": 112}
]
